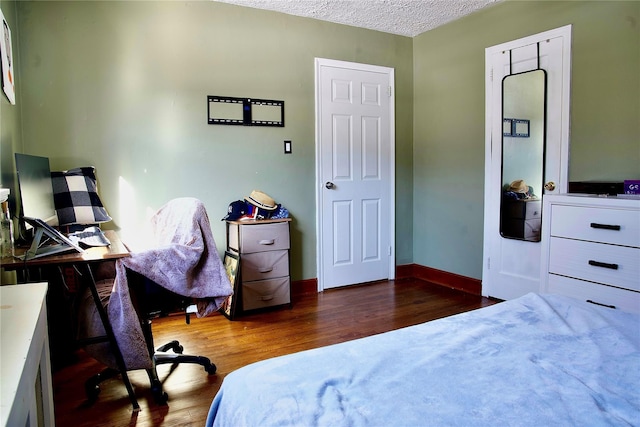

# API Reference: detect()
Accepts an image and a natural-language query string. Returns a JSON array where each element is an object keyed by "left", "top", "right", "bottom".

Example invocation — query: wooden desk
[
  {"left": 1, "top": 230, "right": 142, "bottom": 411},
  {"left": 1, "top": 230, "right": 128, "bottom": 268}
]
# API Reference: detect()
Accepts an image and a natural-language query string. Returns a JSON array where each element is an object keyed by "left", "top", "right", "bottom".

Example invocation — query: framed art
[
  {"left": 0, "top": 8, "right": 15, "bottom": 105},
  {"left": 503, "top": 118, "right": 512, "bottom": 136},
  {"left": 220, "top": 251, "right": 240, "bottom": 320},
  {"left": 511, "top": 119, "right": 530, "bottom": 137}
]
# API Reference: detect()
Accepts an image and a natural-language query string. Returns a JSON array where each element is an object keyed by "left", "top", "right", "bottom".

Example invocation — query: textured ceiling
[{"left": 214, "top": 0, "right": 501, "bottom": 37}]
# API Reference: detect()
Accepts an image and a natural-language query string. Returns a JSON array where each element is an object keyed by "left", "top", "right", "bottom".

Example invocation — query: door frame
[
  {"left": 314, "top": 58, "right": 396, "bottom": 292},
  {"left": 482, "top": 25, "right": 572, "bottom": 298}
]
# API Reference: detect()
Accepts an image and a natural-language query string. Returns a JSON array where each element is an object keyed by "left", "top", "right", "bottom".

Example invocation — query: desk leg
[{"left": 82, "top": 264, "right": 140, "bottom": 411}]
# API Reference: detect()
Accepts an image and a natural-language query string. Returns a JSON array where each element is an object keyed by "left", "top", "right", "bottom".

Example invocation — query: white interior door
[
  {"left": 482, "top": 26, "right": 572, "bottom": 300},
  {"left": 315, "top": 58, "right": 395, "bottom": 291}
]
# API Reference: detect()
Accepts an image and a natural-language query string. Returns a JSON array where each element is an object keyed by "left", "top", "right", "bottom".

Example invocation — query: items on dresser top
[
  {"left": 225, "top": 218, "right": 292, "bottom": 318},
  {"left": 222, "top": 190, "right": 290, "bottom": 221},
  {"left": 541, "top": 194, "right": 640, "bottom": 314}
]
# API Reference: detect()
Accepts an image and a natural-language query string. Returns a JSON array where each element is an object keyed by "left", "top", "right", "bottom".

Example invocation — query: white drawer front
[
  {"left": 240, "top": 222, "right": 289, "bottom": 253},
  {"left": 550, "top": 205, "right": 640, "bottom": 247},
  {"left": 549, "top": 237, "right": 640, "bottom": 291},
  {"left": 241, "top": 250, "right": 289, "bottom": 281},
  {"left": 242, "top": 277, "right": 290, "bottom": 311},
  {"left": 548, "top": 274, "right": 640, "bottom": 314}
]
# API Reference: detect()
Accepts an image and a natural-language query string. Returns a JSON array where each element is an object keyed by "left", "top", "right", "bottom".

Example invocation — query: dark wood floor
[{"left": 52, "top": 279, "right": 496, "bottom": 427}]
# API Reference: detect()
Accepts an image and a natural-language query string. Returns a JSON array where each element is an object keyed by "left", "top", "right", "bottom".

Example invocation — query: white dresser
[
  {"left": 226, "top": 218, "right": 292, "bottom": 314},
  {"left": 540, "top": 194, "right": 640, "bottom": 313},
  {"left": 1, "top": 282, "right": 54, "bottom": 427}
]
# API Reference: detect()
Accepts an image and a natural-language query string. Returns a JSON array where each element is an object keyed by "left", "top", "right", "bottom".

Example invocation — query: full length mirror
[{"left": 500, "top": 69, "right": 546, "bottom": 242}]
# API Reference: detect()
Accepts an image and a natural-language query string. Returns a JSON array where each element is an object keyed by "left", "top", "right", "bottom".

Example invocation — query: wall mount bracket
[{"left": 207, "top": 95, "right": 284, "bottom": 127}]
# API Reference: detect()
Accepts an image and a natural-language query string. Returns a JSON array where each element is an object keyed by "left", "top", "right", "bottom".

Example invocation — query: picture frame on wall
[
  {"left": 0, "top": 8, "right": 15, "bottom": 105},
  {"left": 220, "top": 251, "right": 240, "bottom": 320}
]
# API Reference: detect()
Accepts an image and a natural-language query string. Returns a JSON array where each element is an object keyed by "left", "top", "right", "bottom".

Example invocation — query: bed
[{"left": 206, "top": 293, "right": 640, "bottom": 426}]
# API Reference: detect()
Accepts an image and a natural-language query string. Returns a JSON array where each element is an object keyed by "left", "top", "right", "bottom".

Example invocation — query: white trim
[{"left": 314, "top": 58, "right": 396, "bottom": 292}]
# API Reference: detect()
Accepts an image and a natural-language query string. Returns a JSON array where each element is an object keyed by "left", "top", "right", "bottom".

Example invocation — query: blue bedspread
[{"left": 206, "top": 293, "right": 640, "bottom": 426}]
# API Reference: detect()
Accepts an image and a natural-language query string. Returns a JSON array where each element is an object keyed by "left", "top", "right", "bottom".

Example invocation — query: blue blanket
[{"left": 206, "top": 293, "right": 640, "bottom": 426}]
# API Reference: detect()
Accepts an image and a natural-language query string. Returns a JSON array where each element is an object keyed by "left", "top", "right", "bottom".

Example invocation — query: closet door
[{"left": 482, "top": 26, "right": 572, "bottom": 300}]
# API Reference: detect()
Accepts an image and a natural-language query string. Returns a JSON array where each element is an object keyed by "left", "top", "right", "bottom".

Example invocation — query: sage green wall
[
  {"left": 413, "top": 0, "right": 639, "bottom": 280},
  {"left": 0, "top": 0, "right": 20, "bottom": 284},
  {"left": 15, "top": 1, "right": 414, "bottom": 281}
]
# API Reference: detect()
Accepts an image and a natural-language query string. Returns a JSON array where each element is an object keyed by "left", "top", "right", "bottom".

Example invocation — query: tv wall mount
[{"left": 207, "top": 95, "right": 284, "bottom": 127}]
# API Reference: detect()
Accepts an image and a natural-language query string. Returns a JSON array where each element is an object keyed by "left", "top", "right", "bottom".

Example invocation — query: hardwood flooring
[{"left": 52, "top": 279, "right": 496, "bottom": 427}]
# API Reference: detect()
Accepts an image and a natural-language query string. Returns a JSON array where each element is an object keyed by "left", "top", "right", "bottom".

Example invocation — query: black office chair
[
  {"left": 79, "top": 198, "right": 231, "bottom": 406},
  {"left": 81, "top": 269, "right": 216, "bottom": 405}
]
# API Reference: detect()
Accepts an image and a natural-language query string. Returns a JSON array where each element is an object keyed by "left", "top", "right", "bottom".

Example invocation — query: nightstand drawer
[
  {"left": 242, "top": 277, "right": 290, "bottom": 311},
  {"left": 241, "top": 250, "right": 289, "bottom": 281},
  {"left": 548, "top": 274, "right": 640, "bottom": 314},
  {"left": 548, "top": 237, "right": 640, "bottom": 291},
  {"left": 550, "top": 205, "right": 640, "bottom": 247},
  {"left": 502, "top": 199, "right": 541, "bottom": 219},
  {"left": 229, "top": 222, "right": 289, "bottom": 253}
]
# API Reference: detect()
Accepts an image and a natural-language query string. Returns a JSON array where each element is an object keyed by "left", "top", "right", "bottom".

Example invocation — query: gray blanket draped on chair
[{"left": 83, "top": 198, "right": 233, "bottom": 370}]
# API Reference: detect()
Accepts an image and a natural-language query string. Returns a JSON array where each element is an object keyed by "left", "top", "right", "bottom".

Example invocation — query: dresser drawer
[
  {"left": 502, "top": 199, "right": 541, "bottom": 220},
  {"left": 548, "top": 274, "right": 640, "bottom": 314},
  {"left": 241, "top": 250, "right": 289, "bottom": 281},
  {"left": 242, "top": 277, "right": 290, "bottom": 311},
  {"left": 229, "top": 222, "right": 290, "bottom": 253},
  {"left": 550, "top": 205, "right": 640, "bottom": 247},
  {"left": 501, "top": 218, "right": 541, "bottom": 240},
  {"left": 548, "top": 237, "right": 640, "bottom": 291}
]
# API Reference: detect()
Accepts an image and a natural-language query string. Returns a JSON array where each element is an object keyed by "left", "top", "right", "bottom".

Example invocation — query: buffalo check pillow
[{"left": 50, "top": 167, "right": 112, "bottom": 226}]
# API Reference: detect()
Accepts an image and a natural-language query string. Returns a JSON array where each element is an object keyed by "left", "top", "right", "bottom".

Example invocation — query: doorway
[
  {"left": 482, "top": 25, "right": 572, "bottom": 300},
  {"left": 315, "top": 58, "right": 395, "bottom": 291}
]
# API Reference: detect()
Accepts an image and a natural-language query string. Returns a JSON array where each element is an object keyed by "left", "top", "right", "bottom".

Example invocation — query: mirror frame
[{"left": 499, "top": 69, "right": 547, "bottom": 242}]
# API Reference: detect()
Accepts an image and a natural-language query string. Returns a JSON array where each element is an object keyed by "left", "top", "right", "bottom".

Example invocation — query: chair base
[
  {"left": 84, "top": 339, "right": 216, "bottom": 406},
  {"left": 154, "top": 340, "right": 217, "bottom": 374}
]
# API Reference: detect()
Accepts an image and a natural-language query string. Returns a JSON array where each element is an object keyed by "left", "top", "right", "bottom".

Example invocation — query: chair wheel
[
  {"left": 150, "top": 380, "right": 169, "bottom": 405},
  {"left": 85, "top": 382, "right": 100, "bottom": 400},
  {"left": 153, "top": 390, "right": 169, "bottom": 405},
  {"left": 175, "top": 344, "right": 184, "bottom": 354},
  {"left": 205, "top": 363, "right": 217, "bottom": 375}
]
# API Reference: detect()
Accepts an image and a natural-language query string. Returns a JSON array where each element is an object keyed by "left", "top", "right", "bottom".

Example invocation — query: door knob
[
  {"left": 325, "top": 181, "right": 335, "bottom": 189},
  {"left": 544, "top": 181, "right": 556, "bottom": 191}
]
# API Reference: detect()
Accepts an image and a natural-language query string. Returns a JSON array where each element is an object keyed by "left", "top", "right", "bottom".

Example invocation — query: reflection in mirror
[{"left": 500, "top": 69, "right": 546, "bottom": 242}]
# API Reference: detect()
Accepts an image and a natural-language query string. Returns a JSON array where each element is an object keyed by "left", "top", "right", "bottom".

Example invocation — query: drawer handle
[
  {"left": 258, "top": 267, "right": 273, "bottom": 273},
  {"left": 259, "top": 294, "right": 274, "bottom": 301},
  {"left": 586, "top": 299, "right": 616, "bottom": 309},
  {"left": 588, "top": 260, "right": 619, "bottom": 270},
  {"left": 258, "top": 239, "right": 275, "bottom": 245},
  {"left": 590, "top": 222, "right": 621, "bottom": 231}
]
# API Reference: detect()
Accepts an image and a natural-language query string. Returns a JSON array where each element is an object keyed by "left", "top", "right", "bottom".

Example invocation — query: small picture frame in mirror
[
  {"left": 512, "top": 119, "right": 530, "bottom": 138},
  {"left": 503, "top": 119, "right": 512, "bottom": 136}
]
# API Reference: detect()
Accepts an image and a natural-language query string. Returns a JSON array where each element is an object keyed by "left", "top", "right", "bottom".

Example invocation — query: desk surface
[{"left": 0, "top": 230, "right": 128, "bottom": 269}]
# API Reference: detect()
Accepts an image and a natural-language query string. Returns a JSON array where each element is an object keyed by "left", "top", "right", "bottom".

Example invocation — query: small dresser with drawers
[
  {"left": 226, "top": 218, "right": 292, "bottom": 315},
  {"left": 501, "top": 198, "right": 542, "bottom": 240},
  {"left": 540, "top": 194, "right": 640, "bottom": 313}
]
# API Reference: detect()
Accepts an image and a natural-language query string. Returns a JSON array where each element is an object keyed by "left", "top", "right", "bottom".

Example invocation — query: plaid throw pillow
[{"left": 50, "top": 167, "right": 112, "bottom": 226}]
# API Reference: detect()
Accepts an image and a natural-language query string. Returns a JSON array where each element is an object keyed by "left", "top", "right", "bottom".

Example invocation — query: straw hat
[
  {"left": 509, "top": 180, "right": 529, "bottom": 194},
  {"left": 245, "top": 190, "right": 277, "bottom": 211}
]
